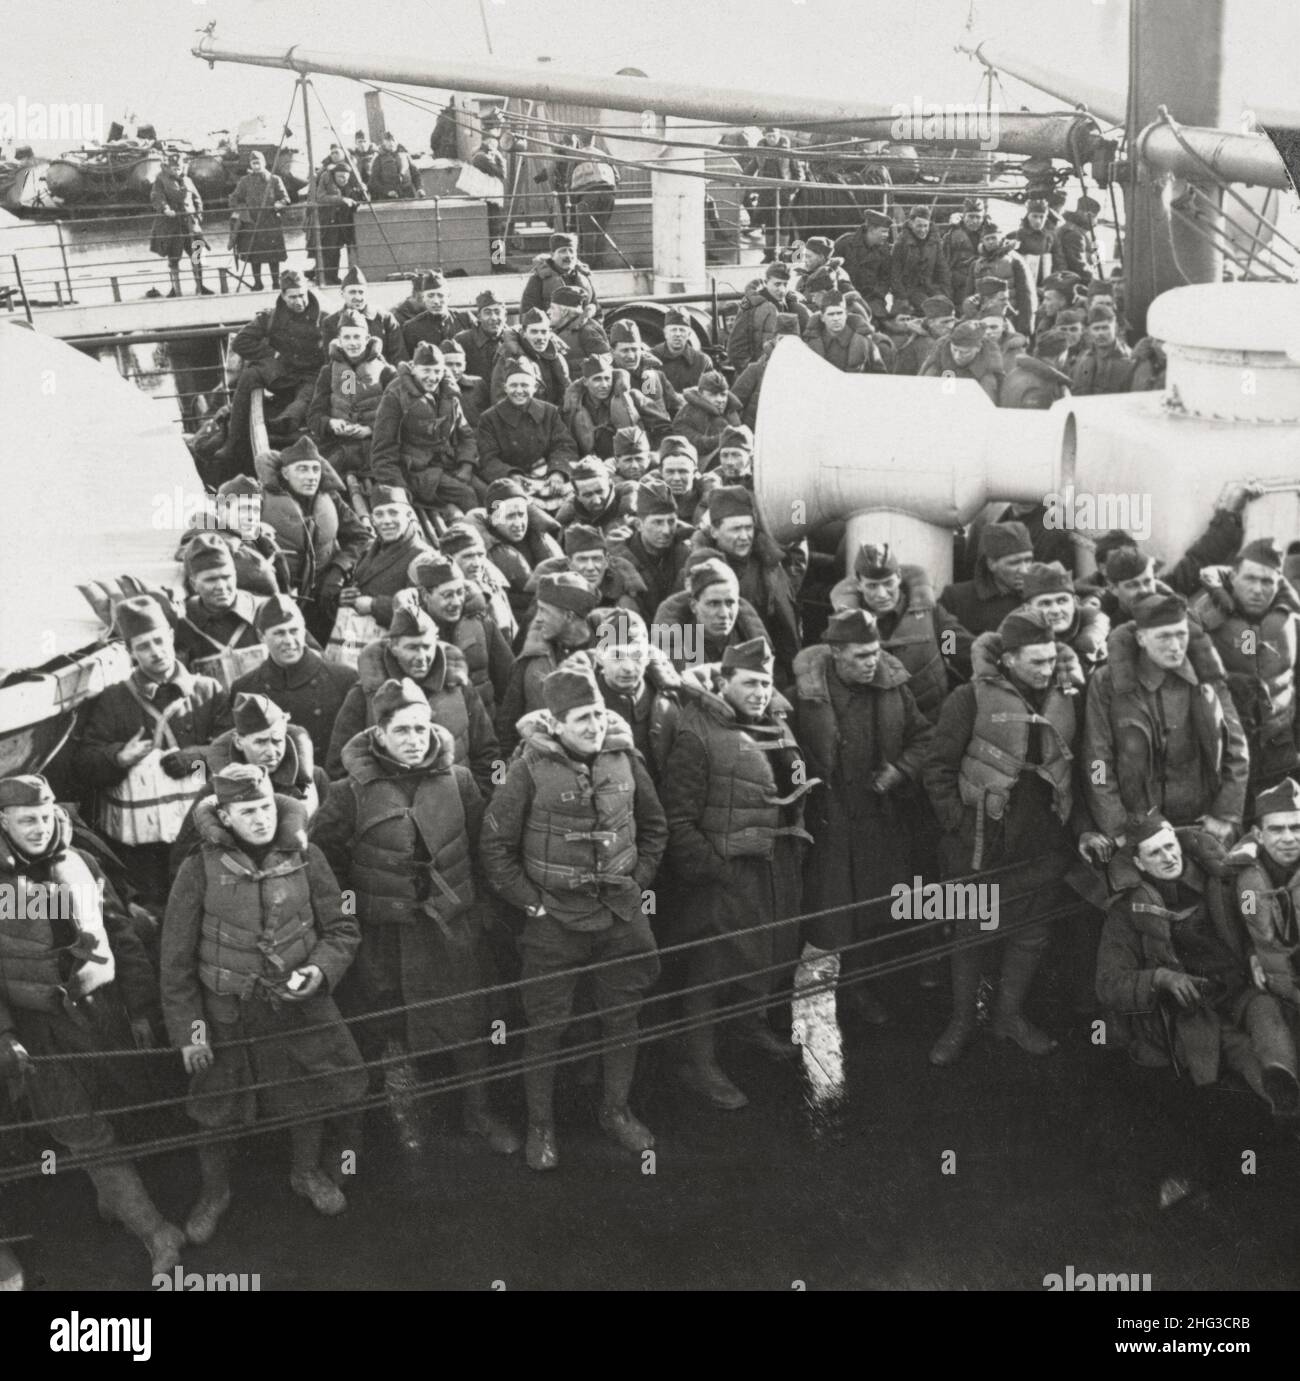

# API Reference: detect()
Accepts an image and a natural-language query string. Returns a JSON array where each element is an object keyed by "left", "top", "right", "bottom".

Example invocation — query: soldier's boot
[
  {"left": 677, "top": 1017, "right": 748, "bottom": 1110},
  {"left": 184, "top": 1143, "right": 234, "bottom": 1246},
  {"left": 382, "top": 1038, "right": 425, "bottom": 1154},
  {"left": 523, "top": 1052, "right": 560, "bottom": 1171},
  {"left": 597, "top": 1042, "right": 654, "bottom": 1154},
  {"left": 191, "top": 261, "right": 214, "bottom": 296},
  {"left": 929, "top": 946, "right": 982, "bottom": 1067},
  {"left": 289, "top": 1121, "right": 347, "bottom": 1216},
  {"left": 733, "top": 1009, "right": 800, "bottom": 1062},
  {"left": 320, "top": 1114, "right": 363, "bottom": 1187},
  {"left": 992, "top": 939, "right": 1058, "bottom": 1056},
  {"left": 461, "top": 1079, "right": 522, "bottom": 1156},
  {"left": 0, "top": 1243, "right": 23, "bottom": 1291},
  {"left": 88, "top": 1162, "right": 185, "bottom": 1275},
  {"left": 267, "top": 390, "right": 310, "bottom": 428},
  {"left": 167, "top": 263, "right": 183, "bottom": 297}
]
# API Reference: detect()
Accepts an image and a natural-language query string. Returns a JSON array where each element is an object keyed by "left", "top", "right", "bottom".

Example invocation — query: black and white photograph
[{"left": 2, "top": 0, "right": 1299, "bottom": 1333}]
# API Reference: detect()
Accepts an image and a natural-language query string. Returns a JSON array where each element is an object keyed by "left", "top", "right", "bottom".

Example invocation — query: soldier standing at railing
[{"left": 149, "top": 149, "right": 211, "bottom": 298}]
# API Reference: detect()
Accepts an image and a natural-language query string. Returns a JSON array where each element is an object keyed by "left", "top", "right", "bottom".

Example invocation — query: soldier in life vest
[
  {"left": 307, "top": 310, "right": 398, "bottom": 477},
  {"left": 832, "top": 208, "right": 894, "bottom": 320},
  {"left": 0, "top": 774, "right": 185, "bottom": 1278},
  {"left": 999, "top": 328, "right": 1073, "bottom": 409},
  {"left": 583, "top": 607, "right": 682, "bottom": 783},
  {"left": 371, "top": 342, "right": 479, "bottom": 522},
  {"left": 1019, "top": 561, "right": 1110, "bottom": 680},
  {"left": 611, "top": 477, "right": 694, "bottom": 625},
  {"left": 964, "top": 228, "right": 1037, "bottom": 339},
  {"left": 497, "top": 571, "right": 598, "bottom": 752},
  {"left": 568, "top": 131, "right": 621, "bottom": 266},
  {"left": 1084, "top": 591, "right": 1250, "bottom": 852},
  {"left": 173, "top": 533, "right": 269, "bottom": 690},
  {"left": 1099, "top": 814, "right": 1298, "bottom": 1127},
  {"left": 1228, "top": 776, "right": 1300, "bottom": 1112},
  {"left": 232, "top": 596, "right": 359, "bottom": 767},
  {"left": 163, "top": 764, "right": 366, "bottom": 1240},
  {"left": 795, "top": 610, "right": 934, "bottom": 1027},
  {"left": 801, "top": 292, "right": 887, "bottom": 374},
  {"left": 830, "top": 543, "right": 965, "bottom": 722},
  {"left": 252, "top": 436, "right": 372, "bottom": 642},
  {"left": 1188, "top": 539, "right": 1300, "bottom": 803},
  {"left": 942, "top": 200, "right": 988, "bottom": 301},
  {"left": 662, "top": 637, "right": 815, "bottom": 1108},
  {"left": 520, "top": 231, "right": 600, "bottom": 317},
  {"left": 72, "top": 597, "right": 226, "bottom": 908},
  {"left": 319, "top": 266, "right": 405, "bottom": 365},
  {"left": 170, "top": 692, "right": 329, "bottom": 876},
  {"left": 480, "top": 664, "right": 667, "bottom": 1171},
  {"left": 923, "top": 608, "right": 1113, "bottom": 1066},
  {"left": 563, "top": 354, "right": 659, "bottom": 461},
  {"left": 407, "top": 552, "right": 516, "bottom": 720},
  {"left": 313, "top": 679, "right": 520, "bottom": 1159},
  {"left": 326, "top": 605, "right": 499, "bottom": 795}
]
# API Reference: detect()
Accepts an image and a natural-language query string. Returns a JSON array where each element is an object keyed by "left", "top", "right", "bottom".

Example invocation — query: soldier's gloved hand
[
  {"left": 871, "top": 764, "right": 905, "bottom": 795},
  {"left": 159, "top": 750, "right": 201, "bottom": 779},
  {"left": 1155, "top": 967, "right": 1204, "bottom": 1011},
  {"left": 1200, "top": 815, "right": 1236, "bottom": 847},
  {"left": 182, "top": 1043, "right": 214, "bottom": 1075},
  {"left": 1216, "top": 480, "right": 1262, "bottom": 514},
  {"left": 1077, "top": 831, "right": 1114, "bottom": 865},
  {"left": 281, "top": 966, "right": 324, "bottom": 1002},
  {"left": 0, "top": 1037, "right": 33, "bottom": 1079},
  {"left": 1249, "top": 954, "right": 1267, "bottom": 992}
]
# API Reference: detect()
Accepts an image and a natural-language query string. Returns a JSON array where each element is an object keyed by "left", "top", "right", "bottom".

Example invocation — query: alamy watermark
[
  {"left": 1042, "top": 486, "right": 1152, "bottom": 542},
  {"left": 0, "top": 98, "right": 105, "bottom": 146},
  {"left": 891, "top": 98, "right": 1000, "bottom": 152}
]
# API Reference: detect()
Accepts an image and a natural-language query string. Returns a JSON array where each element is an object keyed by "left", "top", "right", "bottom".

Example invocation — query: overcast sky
[{"left": 2, "top": 0, "right": 1293, "bottom": 153}]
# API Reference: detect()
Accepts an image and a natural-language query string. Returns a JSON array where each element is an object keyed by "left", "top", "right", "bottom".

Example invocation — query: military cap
[
  {"left": 721, "top": 637, "right": 775, "bottom": 674},
  {"left": 372, "top": 677, "right": 430, "bottom": 723},
  {"left": 636, "top": 478, "right": 677, "bottom": 518},
  {"left": 1022, "top": 561, "right": 1074, "bottom": 599},
  {"left": 0, "top": 775, "right": 55, "bottom": 809},
  {"left": 719, "top": 424, "right": 754, "bottom": 453},
  {"left": 388, "top": 606, "right": 437, "bottom": 640},
  {"left": 998, "top": 606, "right": 1056, "bottom": 650},
  {"left": 824, "top": 608, "right": 879, "bottom": 645},
  {"left": 369, "top": 484, "right": 411, "bottom": 510},
  {"left": 1132, "top": 591, "right": 1188, "bottom": 629},
  {"left": 1255, "top": 777, "right": 1300, "bottom": 821},
  {"left": 563, "top": 524, "right": 607, "bottom": 556},
  {"left": 255, "top": 595, "right": 303, "bottom": 633},
  {"left": 184, "top": 532, "right": 236, "bottom": 577},
  {"left": 542, "top": 665, "right": 601, "bottom": 718},
  {"left": 854, "top": 542, "right": 900, "bottom": 580},
  {"left": 212, "top": 763, "right": 273, "bottom": 805},
  {"left": 608, "top": 320, "right": 642, "bottom": 345},
  {"left": 689, "top": 557, "right": 739, "bottom": 598},
  {"left": 114, "top": 595, "right": 170, "bottom": 642},
  {"left": 1239, "top": 538, "right": 1283, "bottom": 571},
  {"left": 708, "top": 486, "right": 755, "bottom": 524},
  {"left": 232, "top": 692, "right": 288, "bottom": 735},
  {"left": 537, "top": 571, "right": 600, "bottom": 618}
]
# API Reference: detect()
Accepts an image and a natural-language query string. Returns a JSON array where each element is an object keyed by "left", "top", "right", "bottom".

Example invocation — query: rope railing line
[
  {"left": 4, "top": 898, "right": 1078, "bottom": 1133},
  {"left": 20, "top": 854, "right": 1062, "bottom": 1063},
  {"left": 0, "top": 900, "right": 1083, "bottom": 1184}
]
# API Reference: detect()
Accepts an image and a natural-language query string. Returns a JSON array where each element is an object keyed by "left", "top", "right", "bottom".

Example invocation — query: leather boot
[
  {"left": 184, "top": 1143, "right": 233, "bottom": 1246},
  {"left": 166, "top": 263, "right": 182, "bottom": 297},
  {"left": 88, "top": 1163, "right": 185, "bottom": 1275},
  {"left": 598, "top": 1105, "right": 655, "bottom": 1154},
  {"left": 462, "top": 1082, "right": 522, "bottom": 1155},
  {"left": 929, "top": 945, "right": 982, "bottom": 1066},
  {"left": 525, "top": 1122, "right": 559, "bottom": 1171},
  {"left": 733, "top": 1013, "right": 799, "bottom": 1062},
  {"left": 992, "top": 940, "right": 1058, "bottom": 1056},
  {"left": 382, "top": 1039, "right": 425, "bottom": 1154},
  {"left": 678, "top": 1021, "right": 748, "bottom": 1110}
]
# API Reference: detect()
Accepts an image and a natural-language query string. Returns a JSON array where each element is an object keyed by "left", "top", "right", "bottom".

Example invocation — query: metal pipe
[
  {"left": 1135, "top": 121, "right": 1292, "bottom": 190},
  {"left": 299, "top": 76, "right": 324, "bottom": 278},
  {"left": 955, "top": 38, "right": 1126, "bottom": 125},
  {"left": 192, "top": 35, "right": 1103, "bottom": 160}
]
